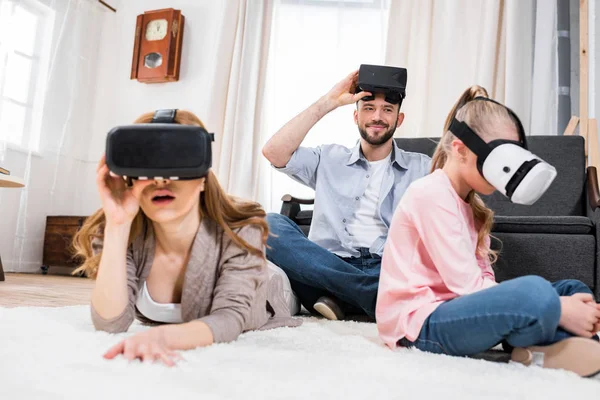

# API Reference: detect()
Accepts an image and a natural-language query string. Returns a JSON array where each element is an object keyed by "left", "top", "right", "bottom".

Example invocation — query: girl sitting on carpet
[
  {"left": 376, "top": 86, "right": 600, "bottom": 377},
  {"left": 74, "top": 110, "right": 301, "bottom": 366}
]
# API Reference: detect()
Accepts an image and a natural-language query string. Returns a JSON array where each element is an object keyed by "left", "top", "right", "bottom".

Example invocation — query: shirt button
[
  {"left": 355, "top": 196, "right": 359, "bottom": 200},
  {"left": 366, "top": 174, "right": 370, "bottom": 178},
  {"left": 342, "top": 219, "right": 346, "bottom": 223}
]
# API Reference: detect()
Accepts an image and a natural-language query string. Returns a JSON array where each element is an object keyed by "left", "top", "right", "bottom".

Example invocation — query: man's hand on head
[{"left": 321, "top": 70, "right": 371, "bottom": 112}]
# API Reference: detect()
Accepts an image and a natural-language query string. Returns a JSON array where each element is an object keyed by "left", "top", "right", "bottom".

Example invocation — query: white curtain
[
  {"left": 0, "top": 0, "right": 106, "bottom": 273},
  {"left": 530, "top": 1, "right": 558, "bottom": 135},
  {"left": 207, "top": 0, "right": 274, "bottom": 205},
  {"left": 385, "top": 0, "right": 557, "bottom": 138},
  {"left": 262, "top": 0, "right": 391, "bottom": 212}
]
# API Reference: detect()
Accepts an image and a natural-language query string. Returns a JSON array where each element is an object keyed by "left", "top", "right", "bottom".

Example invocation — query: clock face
[{"left": 145, "top": 19, "right": 168, "bottom": 41}]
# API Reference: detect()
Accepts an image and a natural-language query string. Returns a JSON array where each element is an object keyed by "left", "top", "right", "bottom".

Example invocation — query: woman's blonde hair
[
  {"left": 431, "top": 86, "right": 517, "bottom": 263},
  {"left": 72, "top": 110, "right": 268, "bottom": 278}
]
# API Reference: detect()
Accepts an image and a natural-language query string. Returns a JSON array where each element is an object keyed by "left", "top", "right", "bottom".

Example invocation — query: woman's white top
[{"left": 135, "top": 281, "right": 184, "bottom": 324}]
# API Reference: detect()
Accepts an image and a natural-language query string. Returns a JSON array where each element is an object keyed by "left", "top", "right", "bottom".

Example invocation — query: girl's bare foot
[{"left": 511, "top": 337, "right": 600, "bottom": 377}]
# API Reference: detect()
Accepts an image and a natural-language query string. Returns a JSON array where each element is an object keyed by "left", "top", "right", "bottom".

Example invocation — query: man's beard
[{"left": 358, "top": 119, "right": 397, "bottom": 146}]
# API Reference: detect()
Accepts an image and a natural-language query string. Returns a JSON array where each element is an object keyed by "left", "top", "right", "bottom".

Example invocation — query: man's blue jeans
[
  {"left": 266, "top": 213, "right": 380, "bottom": 318},
  {"left": 399, "top": 276, "right": 596, "bottom": 356}
]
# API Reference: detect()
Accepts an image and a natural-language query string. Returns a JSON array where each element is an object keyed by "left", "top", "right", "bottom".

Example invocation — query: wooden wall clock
[{"left": 130, "top": 8, "right": 184, "bottom": 83}]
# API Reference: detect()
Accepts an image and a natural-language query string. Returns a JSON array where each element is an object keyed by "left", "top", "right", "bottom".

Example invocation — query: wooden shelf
[{"left": 0, "top": 175, "right": 25, "bottom": 188}]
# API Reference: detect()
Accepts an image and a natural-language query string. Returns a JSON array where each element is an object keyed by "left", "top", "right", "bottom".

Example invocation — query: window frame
[
  {"left": 0, "top": 0, "right": 54, "bottom": 152},
  {"left": 264, "top": 0, "right": 390, "bottom": 211}
]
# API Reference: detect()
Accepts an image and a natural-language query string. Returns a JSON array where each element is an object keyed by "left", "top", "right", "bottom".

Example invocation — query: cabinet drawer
[
  {"left": 42, "top": 215, "right": 89, "bottom": 268},
  {"left": 46, "top": 216, "right": 86, "bottom": 227},
  {"left": 45, "top": 224, "right": 81, "bottom": 236}
]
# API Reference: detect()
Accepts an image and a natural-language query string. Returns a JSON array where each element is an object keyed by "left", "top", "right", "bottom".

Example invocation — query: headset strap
[
  {"left": 151, "top": 109, "right": 214, "bottom": 142},
  {"left": 448, "top": 118, "right": 491, "bottom": 168},
  {"left": 151, "top": 109, "right": 177, "bottom": 123}
]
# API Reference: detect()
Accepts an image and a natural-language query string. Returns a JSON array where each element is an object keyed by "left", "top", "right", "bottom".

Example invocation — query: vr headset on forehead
[
  {"left": 105, "top": 109, "right": 214, "bottom": 185},
  {"left": 355, "top": 64, "right": 407, "bottom": 106},
  {"left": 448, "top": 97, "right": 557, "bottom": 205}
]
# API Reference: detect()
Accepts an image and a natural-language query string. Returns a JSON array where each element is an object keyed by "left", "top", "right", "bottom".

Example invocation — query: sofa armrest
[
  {"left": 587, "top": 167, "right": 600, "bottom": 211},
  {"left": 281, "top": 194, "right": 315, "bottom": 205},
  {"left": 279, "top": 194, "right": 314, "bottom": 220}
]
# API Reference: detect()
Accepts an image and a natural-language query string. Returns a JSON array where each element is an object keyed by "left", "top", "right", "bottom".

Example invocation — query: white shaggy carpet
[{"left": 0, "top": 306, "right": 598, "bottom": 399}]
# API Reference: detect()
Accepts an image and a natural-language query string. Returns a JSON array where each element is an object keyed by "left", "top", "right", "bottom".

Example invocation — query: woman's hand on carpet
[{"left": 103, "top": 326, "right": 183, "bottom": 367}]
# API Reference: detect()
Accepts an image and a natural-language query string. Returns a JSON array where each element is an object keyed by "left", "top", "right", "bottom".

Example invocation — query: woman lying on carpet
[
  {"left": 73, "top": 110, "right": 301, "bottom": 366},
  {"left": 376, "top": 85, "right": 600, "bottom": 377}
]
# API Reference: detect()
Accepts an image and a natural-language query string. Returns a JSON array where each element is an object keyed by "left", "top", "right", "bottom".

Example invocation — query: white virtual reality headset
[{"left": 448, "top": 97, "right": 557, "bottom": 205}]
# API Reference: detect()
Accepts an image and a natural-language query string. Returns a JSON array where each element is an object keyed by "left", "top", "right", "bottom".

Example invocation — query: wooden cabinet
[{"left": 41, "top": 216, "right": 88, "bottom": 275}]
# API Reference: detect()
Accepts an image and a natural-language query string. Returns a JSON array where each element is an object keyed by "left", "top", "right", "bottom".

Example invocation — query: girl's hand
[
  {"left": 582, "top": 296, "right": 600, "bottom": 333},
  {"left": 103, "top": 326, "right": 183, "bottom": 367},
  {"left": 594, "top": 304, "right": 600, "bottom": 334},
  {"left": 559, "top": 294, "right": 600, "bottom": 337},
  {"left": 96, "top": 155, "right": 153, "bottom": 226}
]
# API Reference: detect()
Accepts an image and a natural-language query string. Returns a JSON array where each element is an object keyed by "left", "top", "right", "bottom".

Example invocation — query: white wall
[
  {"left": 587, "top": 0, "right": 596, "bottom": 120},
  {"left": 1, "top": 0, "right": 235, "bottom": 273},
  {"left": 88, "top": 0, "right": 236, "bottom": 167}
]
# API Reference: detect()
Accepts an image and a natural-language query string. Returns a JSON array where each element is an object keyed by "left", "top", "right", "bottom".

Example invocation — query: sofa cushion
[
  {"left": 482, "top": 136, "right": 586, "bottom": 216},
  {"left": 395, "top": 137, "right": 438, "bottom": 157},
  {"left": 493, "top": 216, "right": 593, "bottom": 235},
  {"left": 291, "top": 210, "right": 594, "bottom": 235},
  {"left": 492, "top": 233, "right": 595, "bottom": 290},
  {"left": 395, "top": 136, "right": 587, "bottom": 217}
]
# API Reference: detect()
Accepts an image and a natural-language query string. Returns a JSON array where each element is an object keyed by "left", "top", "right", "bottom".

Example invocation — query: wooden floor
[{"left": 0, "top": 273, "right": 94, "bottom": 307}]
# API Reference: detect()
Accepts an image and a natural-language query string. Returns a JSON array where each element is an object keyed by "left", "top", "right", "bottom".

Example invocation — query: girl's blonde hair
[
  {"left": 431, "top": 86, "right": 516, "bottom": 263},
  {"left": 72, "top": 110, "right": 268, "bottom": 278}
]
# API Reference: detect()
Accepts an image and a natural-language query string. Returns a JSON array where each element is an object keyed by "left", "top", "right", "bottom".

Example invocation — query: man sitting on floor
[{"left": 262, "top": 67, "right": 430, "bottom": 320}]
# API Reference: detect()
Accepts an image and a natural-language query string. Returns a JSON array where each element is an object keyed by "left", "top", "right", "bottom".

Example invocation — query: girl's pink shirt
[{"left": 377, "top": 169, "right": 497, "bottom": 348}]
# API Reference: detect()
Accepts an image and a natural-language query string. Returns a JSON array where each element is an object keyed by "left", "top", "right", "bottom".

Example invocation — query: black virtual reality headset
[
  {"left": 105, "top": 109, "right": 214, "bottom": 183},
  {"left": 355, "top": 64, "right": 407, "bottom": 106},
  {"left": 448, "top": 97, "right": 557, "bottom": 205}
]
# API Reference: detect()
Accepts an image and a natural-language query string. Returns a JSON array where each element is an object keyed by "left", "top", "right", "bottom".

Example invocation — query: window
[
  {"left": 263, "top": 0, "right": 390, "bottom": 211},
  {"left": 0, "top": 0, "right": 54, "bottom": 151}
]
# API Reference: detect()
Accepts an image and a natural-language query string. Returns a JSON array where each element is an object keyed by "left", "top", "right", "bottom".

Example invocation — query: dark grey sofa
[{"left": 279, "top": 135, "right": 600, "bottom": 299}]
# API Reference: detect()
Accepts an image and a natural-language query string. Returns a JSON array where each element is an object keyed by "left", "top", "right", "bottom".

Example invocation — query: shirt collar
[
  {"left": 346, "top": 142, "right": 363, "bottom": 166},
  {"left": 345, "top": 140, "right": 409, "bottom": 169}
]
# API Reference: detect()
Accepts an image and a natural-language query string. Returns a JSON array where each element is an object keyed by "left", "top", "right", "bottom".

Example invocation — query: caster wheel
[{"left": 40, "top": 265, "right": 49, "bottom": 275}]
